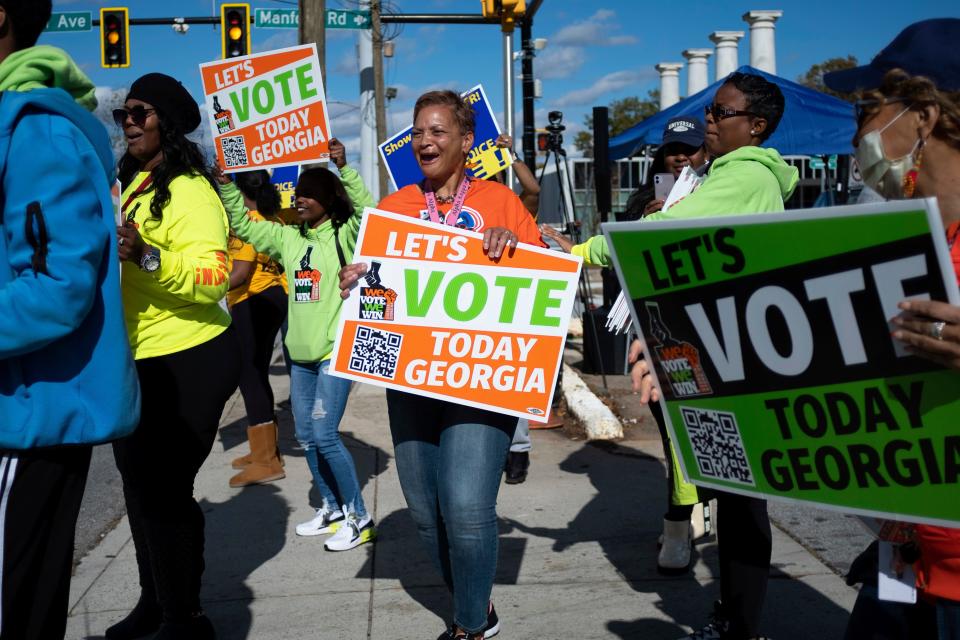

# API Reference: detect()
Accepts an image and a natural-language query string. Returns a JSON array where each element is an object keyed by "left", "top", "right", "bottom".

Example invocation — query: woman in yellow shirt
[
  {"left": 108, "top": 73, "right": 239, "bottom": 640},
  {"left": 225, "top": 169, "right": 288, "bottom": 487}
]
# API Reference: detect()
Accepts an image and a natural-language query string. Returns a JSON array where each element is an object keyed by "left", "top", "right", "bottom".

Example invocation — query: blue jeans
[
  {"left": 290, "top": 360, "right": 367, "bottom": 518},
  {"left": 387, "top": 390, "right": 516, "bottom": 634},
  {"left": 510, "top": 418, "right": 531, "bottom": 453}
]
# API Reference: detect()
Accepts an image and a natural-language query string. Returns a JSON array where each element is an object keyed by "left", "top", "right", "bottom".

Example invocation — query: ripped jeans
[{"left": 290, "top": 360, "right": 367, "bottom": 518}]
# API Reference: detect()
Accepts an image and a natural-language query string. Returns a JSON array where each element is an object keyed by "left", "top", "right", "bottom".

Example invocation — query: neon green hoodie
[
  {"left": 0, "top": 45, "right": 97, "bottom": 110},
  {"left": 219, "top": 165, "right": 375, "bottom": 362},
  {"left": 573, "top": 146, "right": 799, "bottom": 266}
]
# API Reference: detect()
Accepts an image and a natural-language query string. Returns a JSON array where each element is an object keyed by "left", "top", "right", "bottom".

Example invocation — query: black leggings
[
  {"left": 717, "top": 491, "right": 772, "bottom": 639},
  {"left": 230, "top": 285, "right": 287, "bottom": 424},
  {"left": 113, "top": 327, "right": 240, "bottom": 620},
  {"left": 650, "top": 401, "right": 772, "bottom": 638}
]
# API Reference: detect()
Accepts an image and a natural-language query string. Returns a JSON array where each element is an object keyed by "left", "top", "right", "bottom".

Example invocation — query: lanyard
[
  {"left": 121, "top": 174, "right": 154, "bottom": 217},
  {"left": 424, "top": 175, "right": 470, "bottom": 226}
]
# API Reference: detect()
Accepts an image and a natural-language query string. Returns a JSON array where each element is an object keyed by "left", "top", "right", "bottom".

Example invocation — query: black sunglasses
[
  {"left": 854, "top": 97, "right": 910, "bottom": 127},
  {"left": 704, "top": 104, "right": 755, "bottom": 121},
  {"left": 113, "top": 106, "right": 156, "bottom": 128}
]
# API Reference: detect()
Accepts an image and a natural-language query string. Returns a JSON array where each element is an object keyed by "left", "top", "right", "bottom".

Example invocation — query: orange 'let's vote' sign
[
  {"left": 199, "top": 43, "right": 332, "bottom": 173},
  {"left": 329, "top": 209, "right": 583, "bottom": 422}
]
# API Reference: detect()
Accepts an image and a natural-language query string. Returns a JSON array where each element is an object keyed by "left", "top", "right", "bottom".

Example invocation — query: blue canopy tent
[{"left": 608, "top": 65, "right": 856, "bottom": 160}]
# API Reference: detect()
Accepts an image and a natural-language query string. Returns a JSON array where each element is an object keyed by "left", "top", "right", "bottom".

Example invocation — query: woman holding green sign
[
  {"left": 544, "top": 73, "right": 797, "bottom": 640},
  {"left": 823, "top": 18, "right": 960, "bottom": 640}
]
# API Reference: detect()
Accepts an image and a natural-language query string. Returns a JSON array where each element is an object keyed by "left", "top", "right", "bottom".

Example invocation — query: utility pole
[
  {"left": 372, "top": 0, "right": 389, "bottom": 196},
  {"left": 299, "top": 0, "right": 325, "bottom": 89},
  {"left": 359, "top": 1, "right": 377, "bottom": 199},
  {"left": 520, "top": 18, "right": 535, "bottom": 169}
]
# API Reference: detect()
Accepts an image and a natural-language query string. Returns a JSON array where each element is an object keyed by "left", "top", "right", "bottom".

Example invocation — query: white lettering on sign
[
  {"left": 214, "top": 60, "right": 255, "bottom": 90},
  {"left": 683, "top": 254, "right": 931, "bottom": 382},
  {"left": 384, "top": 232, "right": 468, "bottom": 261}
]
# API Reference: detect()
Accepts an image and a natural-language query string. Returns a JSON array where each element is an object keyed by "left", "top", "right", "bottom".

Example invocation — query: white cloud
[
  {"left": 536, "top": 46, "right": 585, "bottom": 80},
  {"left": 331, "top": 49, "right": 358, "bottom": 76},
  {"left": 553, "top": 69, "right": 657, "bottom": 108},
  {"left": 551, "top": 9, "right": 638, "bottom": 47}
]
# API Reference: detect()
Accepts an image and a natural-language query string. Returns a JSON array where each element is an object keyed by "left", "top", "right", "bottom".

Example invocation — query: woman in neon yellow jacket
[
  {"left": 109, "top": 73, "right": 240, "bottom": 640},
  {"left": 217, "top": 139, "right": 378, "bottom": 552}
]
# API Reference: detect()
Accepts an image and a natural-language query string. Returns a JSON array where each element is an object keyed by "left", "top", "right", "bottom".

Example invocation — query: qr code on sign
[
  {"left": 681, "top": 407, "right": 755, "bottom": 486},
  {"left": 347, "top": 326, "right": 403, "bottom": 380},
  {"left": 221, "top": 135, "right": 247, "bottom": 168}
]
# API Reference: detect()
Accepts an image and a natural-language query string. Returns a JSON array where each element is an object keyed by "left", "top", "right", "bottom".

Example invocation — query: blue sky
[{"left": 43, "top": 0, "right": 957, "bottom": 162}]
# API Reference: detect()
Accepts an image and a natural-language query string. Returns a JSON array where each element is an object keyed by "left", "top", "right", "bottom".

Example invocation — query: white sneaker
[
  {"left": 324, "top": 514, "right": 376, "bottom": 551},
  {"left": 295, "top": 507, "right": 344, "bottom": 537}
]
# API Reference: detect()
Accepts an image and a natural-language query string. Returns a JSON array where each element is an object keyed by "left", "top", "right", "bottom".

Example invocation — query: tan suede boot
[
  {"left": 231, "top": 421, "right": 285, "bottom": 469},
  {"left": 229, "top": 421, "right": 285, "bottom": 487}
]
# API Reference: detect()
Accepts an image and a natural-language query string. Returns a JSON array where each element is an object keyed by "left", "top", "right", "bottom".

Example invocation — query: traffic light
[
  {"left": 479, "top": 0, "right": 526, "bottom": 31},
  {"left": 221, "top": 3, "right": 250, "bottom": 59},
  {"left": 480, "top": 0, "right": 498, "bottom": 18},
  {"left": 100, "top": 8, "right": 129, "bottom": 68}
]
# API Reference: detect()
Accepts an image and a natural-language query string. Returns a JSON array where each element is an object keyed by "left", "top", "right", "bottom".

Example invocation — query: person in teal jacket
[
  {"left": 217, "top": 139, "right": 379, "bottom": 552},
  {"left": 0, "top": 2, "right": 139, "bottom": 637}
]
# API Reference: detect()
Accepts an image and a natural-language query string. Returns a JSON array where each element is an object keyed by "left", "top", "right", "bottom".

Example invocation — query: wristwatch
[{"left": 139, "top": 246, "right": 161, "bottom": 273}]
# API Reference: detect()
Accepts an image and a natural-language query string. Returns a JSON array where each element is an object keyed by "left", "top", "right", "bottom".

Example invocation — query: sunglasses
[
  {"left": 854, "top": 96, "right": 910, "bottom": 128},
  {"left": 704, "top": 104, "right": 755, "bottom": 121},
  {"left": 112, "top": 106, "right": 156, "bottom": 128}
]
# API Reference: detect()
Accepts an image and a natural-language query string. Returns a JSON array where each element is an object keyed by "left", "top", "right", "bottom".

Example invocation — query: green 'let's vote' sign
[{"left": 604, "top": 199, "right": 960, "bottom": 526}]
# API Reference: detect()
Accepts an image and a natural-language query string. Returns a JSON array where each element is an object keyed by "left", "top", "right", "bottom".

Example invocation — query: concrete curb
[{"left": 561, "top": 363, "right": 623, "bottom": 440}]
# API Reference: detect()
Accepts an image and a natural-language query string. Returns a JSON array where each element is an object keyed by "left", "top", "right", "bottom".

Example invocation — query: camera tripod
[{"left": 537, "top": 116, "right": 610, "bottom": 390}]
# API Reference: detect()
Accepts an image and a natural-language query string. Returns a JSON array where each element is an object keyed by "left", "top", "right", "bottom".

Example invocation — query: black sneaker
[
  {"left": 680, "top": 601, "right": 728, "bottom": 639},
  {"left": 504, "top": 451, "right": 529, "bottom": 484},
  {"left": 437, "top": 604, "right": 500, "bottom": 639}
]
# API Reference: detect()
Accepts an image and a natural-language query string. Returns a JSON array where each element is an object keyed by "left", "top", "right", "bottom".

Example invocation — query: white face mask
[{"left": 855, "top": 105, "right": 921, "bottom": 199}]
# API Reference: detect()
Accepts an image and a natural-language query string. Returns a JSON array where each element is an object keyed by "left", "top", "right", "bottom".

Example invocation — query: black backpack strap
[{"left": 332, "top": 223, "right": 347, "bottom": 269}]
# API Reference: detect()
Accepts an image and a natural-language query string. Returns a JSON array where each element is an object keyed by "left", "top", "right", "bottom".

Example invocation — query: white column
[
  {"left": 742, "top": 10, "right": 782, "bottom": 74},
  {"left": 709, "top": 31, "right": 744, "bottom": 81},
  {"left": 358, "top": 16, "right": 379, "bottom": 200},
  {"left": 682, "top": 49, "right": 713, "bottom": 96},
  {"left": 655, "top": 62, "right": 683, "bottom": 111}
]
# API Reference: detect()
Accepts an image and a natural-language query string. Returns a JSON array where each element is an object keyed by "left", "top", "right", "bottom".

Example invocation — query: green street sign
[
  {"left": 255, "top": 8, "right": 299, "bottom": 29},
  {"left": 45, "top": 11, "right": 92, "bottom": 33},
  {"left": 326, "top": 9, "right": 371, "bottom": 30}
]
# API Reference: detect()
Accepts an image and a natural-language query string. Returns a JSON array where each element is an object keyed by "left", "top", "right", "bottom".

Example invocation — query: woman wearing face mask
[
  {"left": 108, "top": 73, "right": 240, "bottom": 640},
  {"left": 217, "top": 139, "right": 378, "bottom": 553},
  {"left": 339, "top": 90, "right": 545, "bottom": 640},
  {"left": 823, "top": 18, "right": 960, "bottom": 640}
]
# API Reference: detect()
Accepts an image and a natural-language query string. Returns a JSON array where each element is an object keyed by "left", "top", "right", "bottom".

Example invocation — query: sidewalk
[{"left": 66, "top": 367, "right": 857, "bottom": 639}]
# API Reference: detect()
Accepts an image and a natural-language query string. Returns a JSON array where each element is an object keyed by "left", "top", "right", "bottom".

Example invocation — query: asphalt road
[{"left": 74, "top": 444, "right": 125, "bottom": 565}]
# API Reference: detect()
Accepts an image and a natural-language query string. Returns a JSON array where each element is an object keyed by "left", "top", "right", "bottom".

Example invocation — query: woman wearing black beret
[{"left": 107, "top": 72, "right": 240, "bottom": 640}]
